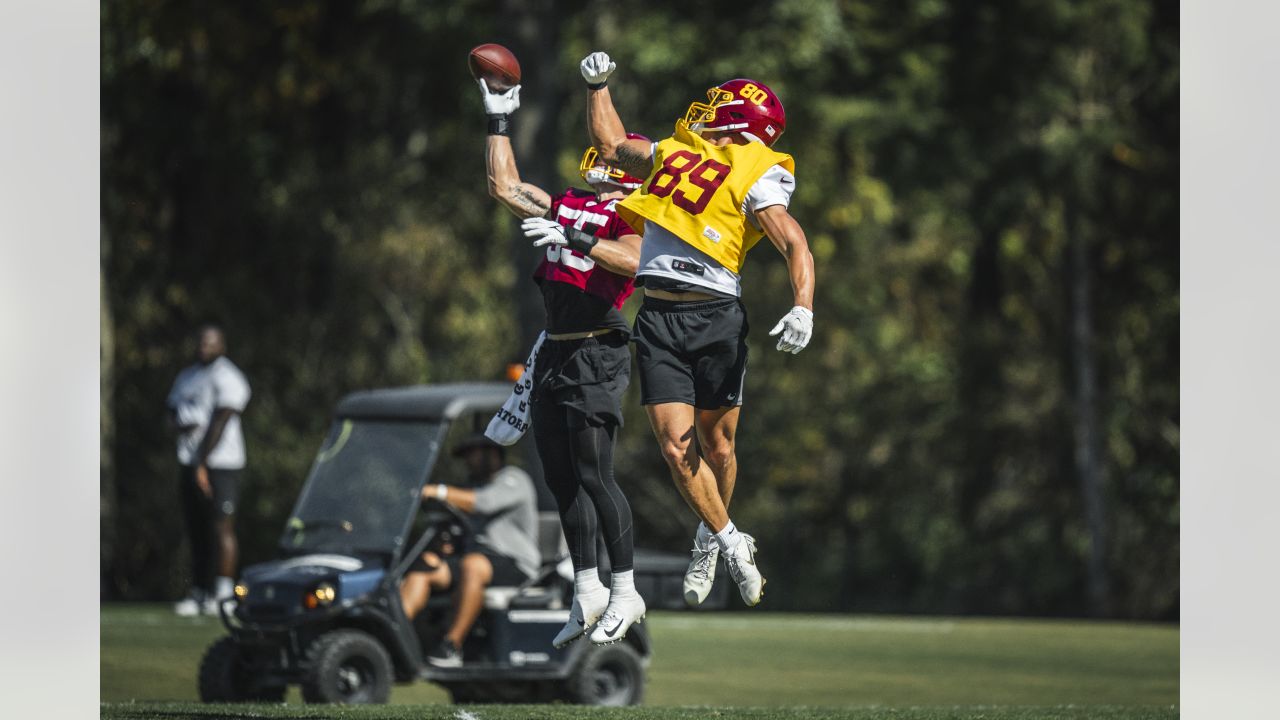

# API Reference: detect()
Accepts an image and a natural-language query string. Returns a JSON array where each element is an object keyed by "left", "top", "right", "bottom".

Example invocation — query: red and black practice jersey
[{"left": 533, "top": 188, "right": 638, "bottom": 335}]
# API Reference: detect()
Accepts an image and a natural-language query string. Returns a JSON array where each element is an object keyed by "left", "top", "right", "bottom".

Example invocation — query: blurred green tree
[{"left": 101, "top": 0, "right": 1177, "bottom": 619}]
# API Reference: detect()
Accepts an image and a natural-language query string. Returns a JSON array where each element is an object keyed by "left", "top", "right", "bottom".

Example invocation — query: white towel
[{"left": 484, "top": 331, "right": 546, "bottom": 446}]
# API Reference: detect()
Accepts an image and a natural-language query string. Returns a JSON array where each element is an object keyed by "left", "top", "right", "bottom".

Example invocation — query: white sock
[
  {"left": 575, "top": 568, "right": 608, "bottom": 600},
  {"left": 215, "top": 576, "right": 235, "bottom": 600},
  {"left": 609, "top": 569, "right": 638, "bottom": 598},
  {"left": 696, "top": 522, "right": 714, "bottom": 549},
  {"left": 714, "top": 520, "right": 743, "bottom": 553}
]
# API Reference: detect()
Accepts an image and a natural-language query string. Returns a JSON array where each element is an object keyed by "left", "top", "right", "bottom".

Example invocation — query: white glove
[
  {"left": 768, "top": 306, "right": 813, "bottom": 354},
  {"left": 477, "top": 78, "right": 521, "bottom": 115},
  {"left": 580, "top": 52, "right": 616, "bottom": 85},
  {"left": 522, "top": 217, "right": 568, "bottom": 248},
  {"left": 523, "top": 217, "right": 599, "bottom": 253}
]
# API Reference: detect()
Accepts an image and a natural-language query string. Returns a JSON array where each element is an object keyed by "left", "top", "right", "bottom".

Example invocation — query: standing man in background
[
  {"left": 580, "top": 51, "right": 816, "bottom": 612},
  {"left": 166, "top": 324, "right": 252, "bottom": 616}
]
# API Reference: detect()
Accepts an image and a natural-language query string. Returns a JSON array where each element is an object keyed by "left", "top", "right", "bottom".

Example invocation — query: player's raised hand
[
  {"left": 580, "top": 52, "right": 615, "bottom": 85},
  {"left": 521, "top": 217, "right": 568, "bottom": 248},
  {"left": 477, "top": 78, "right": 521, "bottom": 115},
  {"left": 768, "top": 306, "right": 813, "bottom": 354}
]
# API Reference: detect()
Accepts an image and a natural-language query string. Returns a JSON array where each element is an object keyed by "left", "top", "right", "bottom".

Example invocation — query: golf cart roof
[{"left": 334, "top": 382, "right": 511, "bottom": 422}]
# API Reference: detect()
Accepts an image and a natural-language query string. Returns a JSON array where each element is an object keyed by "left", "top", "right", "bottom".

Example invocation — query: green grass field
[{"left": 101, "top": 605, "right": 1178, "bottom": 719}]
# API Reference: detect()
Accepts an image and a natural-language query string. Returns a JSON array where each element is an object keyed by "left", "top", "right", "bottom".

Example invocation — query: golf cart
[{"left": 197, "top": 382, "right": 656, "bottom": 705}]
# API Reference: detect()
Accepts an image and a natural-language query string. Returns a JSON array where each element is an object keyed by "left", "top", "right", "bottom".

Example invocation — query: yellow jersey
[{"left": 616, "top": 120, "right": 794, "bottom": 274}]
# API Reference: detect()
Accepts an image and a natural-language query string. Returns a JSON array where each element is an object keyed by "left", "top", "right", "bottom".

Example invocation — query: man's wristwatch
[{"left": 434, "top": 484, "right": 448, "bottom": 501}]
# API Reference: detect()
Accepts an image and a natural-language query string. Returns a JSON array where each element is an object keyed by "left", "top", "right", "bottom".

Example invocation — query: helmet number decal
[
  {"left": 647, "top": 150, "right": 732, "bottom": 215},
  {"left": 738, "top": 83, "right": 769, "bottom": 105}
]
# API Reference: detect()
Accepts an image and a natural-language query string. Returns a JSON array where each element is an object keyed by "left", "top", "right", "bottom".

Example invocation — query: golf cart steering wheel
[{"left": 420, "top": 497, "right": 475, "bottom": 557}]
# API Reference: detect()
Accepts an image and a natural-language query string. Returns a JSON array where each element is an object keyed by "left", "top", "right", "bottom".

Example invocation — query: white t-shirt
[
  {"left": 637, "top": 164, "right": 796, "bottom": 298},
  {"left": 166, "top": 356, "right": 252, "bottom": 469}
]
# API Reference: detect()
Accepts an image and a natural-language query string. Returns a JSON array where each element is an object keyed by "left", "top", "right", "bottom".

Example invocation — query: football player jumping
[
  {"left": 579, "top": 52, "right": 816, "bottom": 617},
  {"left": 476, "top": 78, "right": 650, "bottom": 646}
]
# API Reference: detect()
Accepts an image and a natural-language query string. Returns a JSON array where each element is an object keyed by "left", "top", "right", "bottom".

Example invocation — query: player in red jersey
[{"left": 477, "top": 78, "right": 649, "bottom": 645}]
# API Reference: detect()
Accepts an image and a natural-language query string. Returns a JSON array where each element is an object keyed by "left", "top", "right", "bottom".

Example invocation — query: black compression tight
[{"left": 531, "top": 401, "right": 634, "bottom": 573}]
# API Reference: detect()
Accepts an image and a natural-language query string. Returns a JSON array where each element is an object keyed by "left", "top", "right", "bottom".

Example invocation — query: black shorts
[
  {"left": 532, "top": 331, "right": 631, "bottom": 429},
  {"left": 633, "top": 296, "right": 748, "bottom": 409},
  {"left": 409, "top": 547, "right": 531, "bottom": 587},
  {"left": 180, "top": 465, "right": 240, "bottom": 516}
]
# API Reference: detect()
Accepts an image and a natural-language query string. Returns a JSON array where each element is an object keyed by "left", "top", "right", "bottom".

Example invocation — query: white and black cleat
[
  {"left": 722, "top": 533, "right": 766, "bottom": 606},
  {"left": 683, "top": 536, "right": 720, "bottom": 606},
  {"left": 589, "top": 594, "right": 646, "bottom": 645},
  {"left": 553, "top": 591, "right": 608, "bottom": 649}
]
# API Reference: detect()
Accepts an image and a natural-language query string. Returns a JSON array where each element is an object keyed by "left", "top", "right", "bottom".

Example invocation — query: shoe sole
[
  {"left": 590, "top": 615, "right": 645, "bottom": 646},
  {"left": 552, "top": 633, "right": 582, "bottom": 649}
]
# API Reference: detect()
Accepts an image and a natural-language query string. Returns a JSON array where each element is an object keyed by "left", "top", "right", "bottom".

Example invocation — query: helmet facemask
[
  {"left": 578, "top": 146, "right": 643, "bottom": 190},
  {"left": 684, "top": 87, "right": 737, "bottom": 128}
]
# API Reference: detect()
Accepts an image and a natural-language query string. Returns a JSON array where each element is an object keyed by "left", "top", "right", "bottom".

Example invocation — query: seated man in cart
[{"left": 398, "top": 433, "right": 541, "bottom": 667}]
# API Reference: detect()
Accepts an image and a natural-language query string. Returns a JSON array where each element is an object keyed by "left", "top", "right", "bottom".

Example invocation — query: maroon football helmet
[
  {"left": 580, "top": 132, "right": 651, "bottom": 189},
  {"left": 684, "top": 78, "right": 786, "bottom": 147}
]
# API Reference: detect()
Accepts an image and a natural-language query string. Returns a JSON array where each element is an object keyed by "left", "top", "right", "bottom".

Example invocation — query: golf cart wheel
[
  {"left": 565, "top": 642, "right": 645, "bottom": 706},
  {"left": 301, "top": 629, "right": 393, "bottom": 704},
  {"left": 198, "top": 636, "right": 286, "bottom": 703}
]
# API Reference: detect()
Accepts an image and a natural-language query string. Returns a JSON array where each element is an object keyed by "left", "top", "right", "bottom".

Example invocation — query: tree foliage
[{"left": 102, "top": 0, "right": 1177, "bottom": 618}]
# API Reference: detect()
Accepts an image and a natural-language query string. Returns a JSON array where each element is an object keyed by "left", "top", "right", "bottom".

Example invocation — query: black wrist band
[
  {"left": 565, "top": 227, "right": 599, "bottom": 254},
  {"left": 587, "top": 81, "right": 607, "bottom": 90},
  {"left": 487, "top": 114, "right": 510, "bottom": 136}
]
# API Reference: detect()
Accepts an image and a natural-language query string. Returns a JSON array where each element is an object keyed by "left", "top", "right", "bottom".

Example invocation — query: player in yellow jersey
[{"left": 579, "top": 52, "right": 816, "bottom": 621}]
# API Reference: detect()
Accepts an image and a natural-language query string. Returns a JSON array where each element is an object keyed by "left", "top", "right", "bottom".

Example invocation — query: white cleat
[
  {"left": 173, "top": 594, "right": 202, "bottom": 617},
  {"left": 722, "top": 534, "right": 766, "bottom": 606},
  {"left": 553, "top": 591, "right": 609, "bottom": 648},
  {"left": 683, "top": 536, "right": 719, "bottom": 606},
  {"left": 589, "top": 593, "right": 646, "bottom": 645}
]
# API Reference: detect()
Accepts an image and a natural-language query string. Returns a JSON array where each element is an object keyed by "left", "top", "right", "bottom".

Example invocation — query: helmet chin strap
[{"left": 696, "top": 125, "right": 762, "bottom": 146}]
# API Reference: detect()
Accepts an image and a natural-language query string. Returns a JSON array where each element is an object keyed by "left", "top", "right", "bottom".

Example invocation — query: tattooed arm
[
  {"left": 586, "top": 85, "right": 654, "bottom": 179},
  {"left": 486, "top": 134, "right": 553, "bottom": 219}
]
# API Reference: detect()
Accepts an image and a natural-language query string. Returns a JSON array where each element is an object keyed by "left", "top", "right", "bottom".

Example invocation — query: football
[{"left": 468, "top": 43, "right": 521, "bottom": 93}]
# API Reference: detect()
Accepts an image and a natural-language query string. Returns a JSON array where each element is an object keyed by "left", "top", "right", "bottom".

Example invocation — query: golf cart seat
[{"left": 482, "top": 511, "right": 570, "bottom": 611}]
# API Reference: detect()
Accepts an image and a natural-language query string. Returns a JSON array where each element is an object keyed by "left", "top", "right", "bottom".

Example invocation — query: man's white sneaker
[
  {"left": 722, "top": 533, "right": 765, "bottom": 606},
  {"left": 553, "top": 591, "right": 608, "bottom": 648},
  {"left": 589, "top": 593, "right": 646, "bottom": 644},
  {"left": 683, "top": 537, "right": 719, "bottom": 606},
  {"left": 173, "top": 595, "right": 202, "bottom": 617}
]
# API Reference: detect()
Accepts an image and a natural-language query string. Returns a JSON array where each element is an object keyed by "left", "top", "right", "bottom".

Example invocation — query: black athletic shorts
[
  {"left": 531, "top": 331, "right": 631, "bottom": 429},
  {"left": 633, "top": 296, "right": 748, "bottom": 409},
  {"left": 409, "top": 547, "right": 530, "bottom": 587},
  {"left": 180, "top": 465, "right": 241, "bottom": 517}
]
